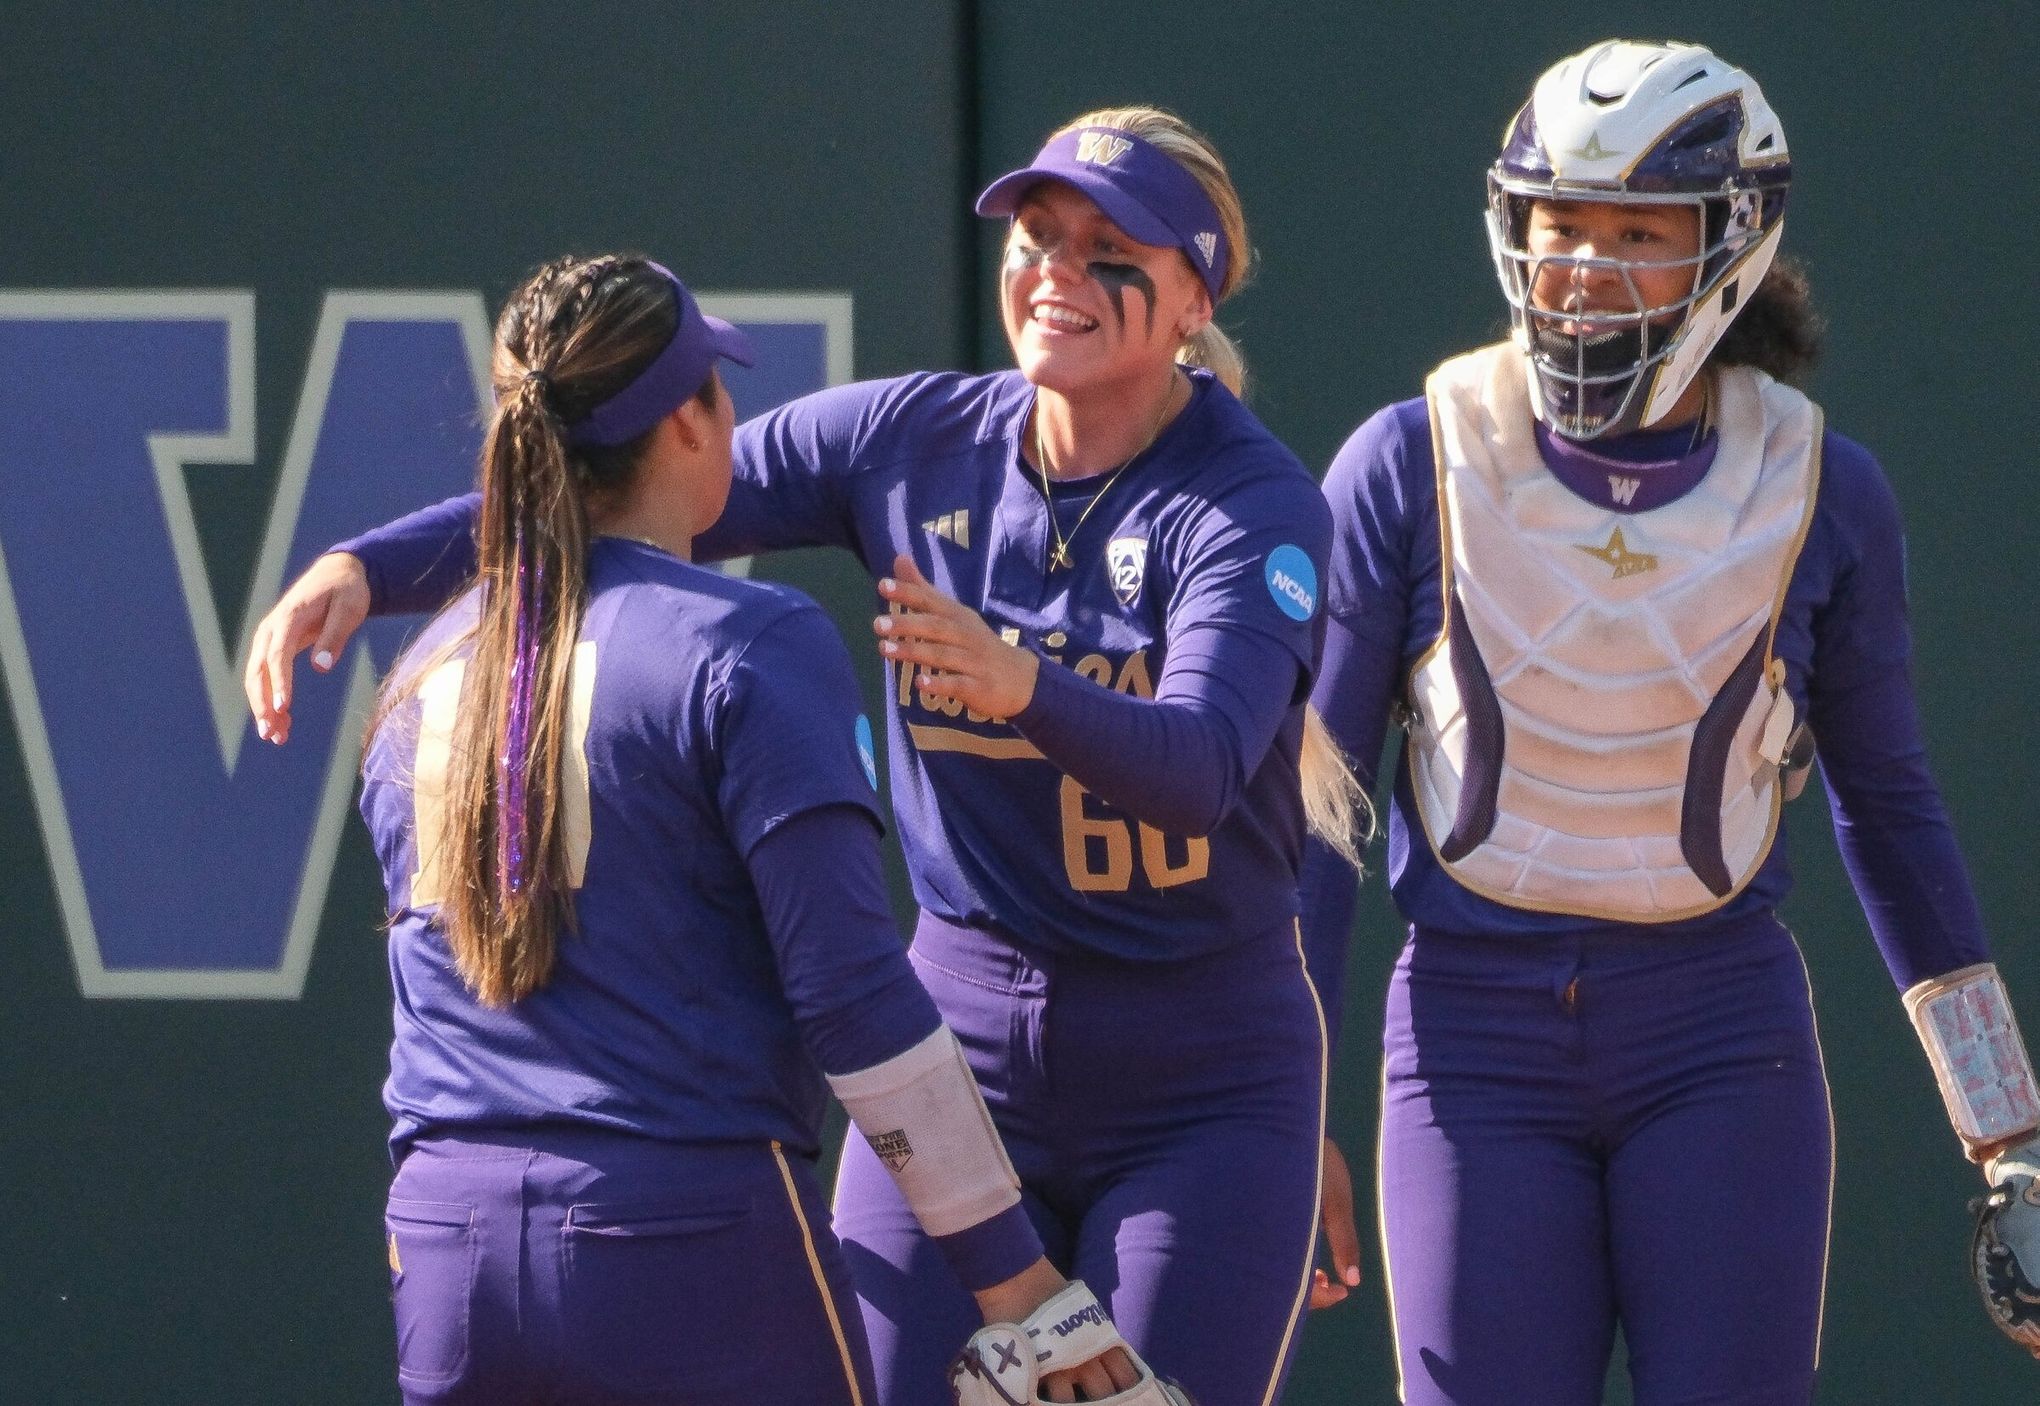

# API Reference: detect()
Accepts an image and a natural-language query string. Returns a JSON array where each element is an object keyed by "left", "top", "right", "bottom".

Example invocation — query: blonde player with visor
[{"left": 247, "top": 109, "right": 1365, "bottom": 1406}]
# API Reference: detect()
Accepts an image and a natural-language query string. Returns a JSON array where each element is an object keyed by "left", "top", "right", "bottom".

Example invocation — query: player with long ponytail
[
  {"left": 426, "top": 258, "right": 652, "bottom": 1005},
  {"left": 249, "top": 107, "right": 1361, "bottom": 1406},
  {"left": 343, "top": 253, "right": 1156, "bottom": 1405}
]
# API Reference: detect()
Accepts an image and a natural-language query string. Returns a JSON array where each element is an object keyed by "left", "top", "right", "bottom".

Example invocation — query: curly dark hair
[{"left": 1709, "top": 252, "right": 1824, "bottom": 386}]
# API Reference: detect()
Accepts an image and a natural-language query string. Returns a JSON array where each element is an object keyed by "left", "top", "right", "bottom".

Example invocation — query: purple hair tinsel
[{"left": 497, "top": 532, "right": 544, "bottom": 897}]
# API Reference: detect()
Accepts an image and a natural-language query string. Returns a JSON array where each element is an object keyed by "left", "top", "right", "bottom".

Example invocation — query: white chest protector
[{"left": 1407, "top": 342, "right": 1821, "bottom": 921}]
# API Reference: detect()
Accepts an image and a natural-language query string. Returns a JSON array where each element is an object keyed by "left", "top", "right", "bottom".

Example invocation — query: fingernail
[
  {"left": 256, "top": 720, "right": 268, "bottom": 740},
  {"left": 878, "top": 579, "right": 895, "bottom": 592},
  {"left": 313, "top": 649, "right": 334, "bottom": 671},
  {"left": 1344, "top": 1267, "right": 1360, "bottom": 1285},
  {"left": 273, "top": 691, "right": 286, "bottom": 710}
]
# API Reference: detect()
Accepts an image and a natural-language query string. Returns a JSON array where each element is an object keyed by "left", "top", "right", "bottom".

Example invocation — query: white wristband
[
  {"left": 1903, "top": 963, "right": 2040, "bottom": 1157},
  {"left": 827, "top": 1026, "right": 1021, "bottom": 1238}
]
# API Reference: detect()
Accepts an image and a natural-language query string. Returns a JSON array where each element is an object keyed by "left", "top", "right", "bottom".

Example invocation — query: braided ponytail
[{"left": 389, "top": 254, "right": 678, "bottom": 1006}]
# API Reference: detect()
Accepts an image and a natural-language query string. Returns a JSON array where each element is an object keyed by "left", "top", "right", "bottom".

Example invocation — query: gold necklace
[{"left": 1033, "top": 370, "right": 1180, "bottom": 572}]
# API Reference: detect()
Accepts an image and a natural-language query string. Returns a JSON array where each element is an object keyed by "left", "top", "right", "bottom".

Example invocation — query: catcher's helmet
[{"left": 1486, "top": 40, "right": 1791, "bottom": 439}]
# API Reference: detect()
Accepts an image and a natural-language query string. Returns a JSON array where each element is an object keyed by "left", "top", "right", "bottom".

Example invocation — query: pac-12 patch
[
  {"left": 855, "top": 715, "right": 877, "bottom": 789},
  {"left": 1106, "top": 535, "right": 1147, "bottom": 606},
  {"left": 1264, "top": 545, "right": 1318, "bottom": 621}
]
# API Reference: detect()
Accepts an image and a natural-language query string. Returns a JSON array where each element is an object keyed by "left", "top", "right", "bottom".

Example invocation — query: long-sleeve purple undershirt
[
  {"left": 335, "top": 491, "right": 1302, "bottom": 845},
  {"left": 1013, "top": 620, "right": 1301, "bottom": 839},
  {"left": 749, "top": 803, "right": 1040, "bottom": 1291},
  {"left": 748, "top": 804, "right": 943, "bottom": 1078},
  {"left": 333, "top": 368, "right": 1334, "bottom": 968},
  {"left": 336, "top": 492, "right": 480, "bottom": 615}
]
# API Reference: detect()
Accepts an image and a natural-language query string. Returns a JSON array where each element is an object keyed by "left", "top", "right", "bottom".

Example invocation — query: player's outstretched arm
[
  {"left": 243, "top": 551, "right": 369, "bottom": 745},
  {"left": 1904, "top": 964, "right": 2040, "bottom": 1356}
]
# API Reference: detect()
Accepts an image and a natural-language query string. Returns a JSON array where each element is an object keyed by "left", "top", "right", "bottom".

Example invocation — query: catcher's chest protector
[{"left": 1406, "top": 342, "right": 1820, "bottom": 921}]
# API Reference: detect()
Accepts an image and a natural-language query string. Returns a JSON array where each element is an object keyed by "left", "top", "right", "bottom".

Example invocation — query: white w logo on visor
[{"left": 1075, "top": 131, "right": 1132, "bottom": 166}]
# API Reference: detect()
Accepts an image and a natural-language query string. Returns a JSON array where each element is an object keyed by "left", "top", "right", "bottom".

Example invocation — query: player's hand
[
  {"left": 875, "top": 555, "right": 1039, "bottom": 720},
  {"left": 1041, "top": 1353, "right": 1141, "bottom": 1405},
  {"left": 243, "top": 551, "right": 370, "bottom": 745},
  {"left": 954, "top": 1278, "right": 1184, "bottom": 1405},
  {"left": 971, "top": 1259, "right": 1139, "bottom": 1401},
  {"left": 1310, "top": 1136, "right": 1363, "bottom": 1309}
]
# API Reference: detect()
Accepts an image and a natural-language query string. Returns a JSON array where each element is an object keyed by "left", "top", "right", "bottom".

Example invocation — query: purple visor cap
[
  {"left": 975, "top": 127, "right": 1229, "bottom": 301},
  {"left": 568, "top": 263, "right": 755, "bottom": 448}
]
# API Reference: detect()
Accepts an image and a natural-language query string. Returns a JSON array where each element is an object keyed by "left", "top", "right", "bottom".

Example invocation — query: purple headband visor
[
  {"left": 975, "top": 127, "right": 1230, "bottom": 301},
  {"left": 567, "top": 263, "right": 755, "bottom": 448}
]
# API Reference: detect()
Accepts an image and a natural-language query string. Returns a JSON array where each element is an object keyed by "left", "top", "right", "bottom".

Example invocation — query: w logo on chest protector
[{"left": 1106, "top": 535, "right": 1147, "bottom": 606}]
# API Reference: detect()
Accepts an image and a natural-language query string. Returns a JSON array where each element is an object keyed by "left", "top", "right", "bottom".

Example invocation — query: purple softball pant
[
  {"left": 384, "top": 1129, "right": 875, "bottom": 1405},
  {"left": 1378, "top": 916, "right": 1834, "bottom": 1406},
  {"left": 832, "top": 913, "right": 1328, "bottom": 1406}
]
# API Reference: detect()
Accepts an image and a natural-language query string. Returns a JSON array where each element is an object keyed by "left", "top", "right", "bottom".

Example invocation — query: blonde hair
[
  {"left": 1301, "top": 706, "right": 1373, "bottom": 871},
  {"left": 1053, "top": 105, "right": 1254, "bottom": 396}
]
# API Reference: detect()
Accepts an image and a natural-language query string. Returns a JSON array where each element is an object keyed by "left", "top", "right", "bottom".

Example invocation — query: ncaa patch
[
  {"left": 855, "top": 715, "right": 877, "bottom": 789},
  {"left": 1106, "top": 535, "right": 1147, "bottom": 606},
  {"left": 1264, "top": 545, "right": 1317, "bottom": 622}
]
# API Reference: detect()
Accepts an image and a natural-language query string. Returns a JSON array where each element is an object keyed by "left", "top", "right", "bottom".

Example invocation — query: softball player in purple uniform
[
  {"left": 246, "top": 110, "right": 1365, "bottom": 1406},
  {"left": 1299, "top": 41, "right": 2040, "bottom": 1406},
  {"left": 321, "top": 252, "right": 1169, "bottom": 1406}
]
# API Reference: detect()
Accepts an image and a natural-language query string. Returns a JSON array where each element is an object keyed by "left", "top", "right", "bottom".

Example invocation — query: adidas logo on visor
[{"left": 1193, "top": 231, "right": 1218, "bottom": 266}]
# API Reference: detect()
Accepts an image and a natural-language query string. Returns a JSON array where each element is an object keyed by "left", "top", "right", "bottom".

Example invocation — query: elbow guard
[{"left": 826, "top": 1026, "right": 1021, "bottom": 1238}]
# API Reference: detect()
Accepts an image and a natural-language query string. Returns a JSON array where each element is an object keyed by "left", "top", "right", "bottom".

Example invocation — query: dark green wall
[{"left": 4, "top": 4, "right": 2036, "bottom": 1402}]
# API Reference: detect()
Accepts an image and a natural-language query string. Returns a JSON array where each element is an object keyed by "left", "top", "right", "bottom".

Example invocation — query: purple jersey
[
  {"left": 362, "top": 540, "right": 908, "bottom": 1158},
  {"left": 342, "top": 369, "right": 1333, "bottom": 963},
  {"left": 707, "top": 368, "right": 1330, "bottom": 960},
  {"left": 1304, "top": 395, "right": 1988, "bottom": 999}
]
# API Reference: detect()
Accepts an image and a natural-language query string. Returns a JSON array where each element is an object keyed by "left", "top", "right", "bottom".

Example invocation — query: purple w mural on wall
[{"left": 0, "top": 289, "right": 849, "bottom": 997}]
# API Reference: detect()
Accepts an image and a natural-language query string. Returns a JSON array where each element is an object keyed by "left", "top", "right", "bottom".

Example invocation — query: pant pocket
[
  {"left": 562, "top": 1197, "right": 757, "bottom": 1394},
  {"left": 386, "top": 1197, "right": 477, "bottom": 1384}
]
